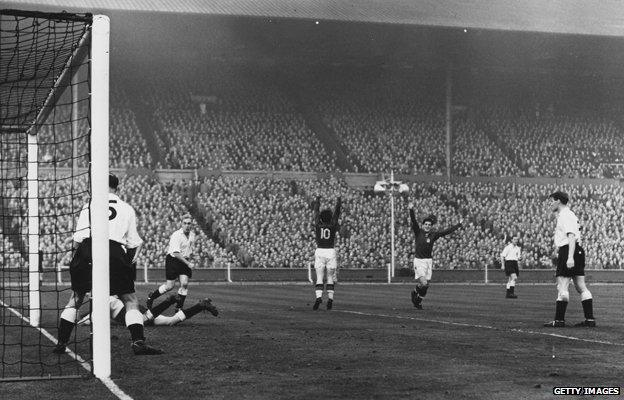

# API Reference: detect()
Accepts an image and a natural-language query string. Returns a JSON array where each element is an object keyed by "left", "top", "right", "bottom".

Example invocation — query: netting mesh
[{"left": 1, "top": 10, "right": 93, "bottom": 380}]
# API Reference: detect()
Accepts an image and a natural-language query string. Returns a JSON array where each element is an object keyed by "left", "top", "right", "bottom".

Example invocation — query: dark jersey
[
  {"left": 410, "top": 209, "right": 461, "bottom": 259},
  {"left": 314, "top": 197, "right": 342, "bottom": 249}
]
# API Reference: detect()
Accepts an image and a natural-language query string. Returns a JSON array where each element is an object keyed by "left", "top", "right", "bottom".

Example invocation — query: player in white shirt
[
  {"left": 500, "top": 236, "right": 521, "bottom": 298},
  {"left": 543, "top": 191, "right": 595, "bottom": 328},
  {"left": 146, "top": 214, "right": 196, "bottom": 311},
  {"left": 54, "top": 174, "right": 163, "bottom": 355}
]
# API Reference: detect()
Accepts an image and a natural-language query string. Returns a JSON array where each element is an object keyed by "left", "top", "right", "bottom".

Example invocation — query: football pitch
[{"left": 2, "top": 283, "right": 623, "bottom": 400}]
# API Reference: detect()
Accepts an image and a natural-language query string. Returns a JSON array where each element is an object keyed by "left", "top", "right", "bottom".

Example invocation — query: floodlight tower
[{"left": 374, "top": 171, "right": 409, "bottom": 280}]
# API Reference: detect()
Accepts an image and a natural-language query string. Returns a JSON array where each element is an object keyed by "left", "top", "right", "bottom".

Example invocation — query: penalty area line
[
  {"left": 0, "top": 300, "right": 133, "bottom": 400},
  {"left": 335, "top": 309, "right": 624, "bottom": 347}
]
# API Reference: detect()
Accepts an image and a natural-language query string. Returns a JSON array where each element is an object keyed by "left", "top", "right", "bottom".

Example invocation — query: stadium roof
[{"left": 5, "top": 0, "right": 624, "bottom": 37}]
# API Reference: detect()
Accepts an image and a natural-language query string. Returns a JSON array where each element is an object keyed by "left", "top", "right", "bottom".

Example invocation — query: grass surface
[{"left": 2, "top": 283, "right": 623, "bottom": 399}]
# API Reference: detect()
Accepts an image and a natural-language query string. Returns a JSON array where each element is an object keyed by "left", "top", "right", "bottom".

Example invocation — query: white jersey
[
  {"left": 73, "top": 193, "right": 143, "bottom": 249},
  {"left": 501, "top": 244, "right": 521, "bottom": 261},
  {"left": 554, "top": 206, "right": 581, "bottom": 247},
  {"left": 167, "top": 229, "right": 195, "bottom": 258}
]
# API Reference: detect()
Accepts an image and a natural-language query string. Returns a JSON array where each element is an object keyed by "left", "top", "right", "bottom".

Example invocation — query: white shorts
[
  {"left": 315, "top": 248, "right": 337, "bottom": 283},
  {"left": 413, "top": 258, "right": 433, "bottom": 281}
]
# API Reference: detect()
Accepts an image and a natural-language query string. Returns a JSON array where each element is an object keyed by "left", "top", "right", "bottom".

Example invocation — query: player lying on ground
[
  {"left": 408, "top": 203, "right": 463, "bottom": 310},
  {"left": 312, "top": 196, "right": 342, "bottom": 310},
  {"left": 78, "top": 294, "right": 219, "bottom": 327}
]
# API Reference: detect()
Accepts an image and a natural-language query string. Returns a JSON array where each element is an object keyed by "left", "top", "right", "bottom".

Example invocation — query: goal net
[{"left": 0, "top": 10, "right": 110, "bottom": 381}]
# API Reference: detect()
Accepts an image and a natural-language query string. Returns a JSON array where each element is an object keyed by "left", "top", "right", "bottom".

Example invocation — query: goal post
[
  {"left": 90, "top": 14, "right": 111, "bottom": 380},
  {"left": 0, "top": 9, "right": 110, "bottom": 381}
]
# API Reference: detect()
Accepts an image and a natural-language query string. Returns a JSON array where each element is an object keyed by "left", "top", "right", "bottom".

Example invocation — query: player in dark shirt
[
  {"left": 409, "top": 203, "right": 462, "bottom": 309},
  {"left": 312, "top": 196, "right": 342, "bottom": 310}
]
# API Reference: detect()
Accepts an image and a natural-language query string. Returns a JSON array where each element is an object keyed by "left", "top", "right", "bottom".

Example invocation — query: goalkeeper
[{"left": 408, "top": 203, "right": 463, "bottom": 309}]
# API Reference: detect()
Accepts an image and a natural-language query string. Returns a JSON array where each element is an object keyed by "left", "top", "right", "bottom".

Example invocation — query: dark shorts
[
  {"left": 504, "top": 260, "right": 519, "bottom": 277},
  {"left": 556, "top": 244, "right": 585, "bottom": 277},
  {"left": 69, "top": 239, "right": 93, "bottom": 295},
  {"left": 165, "top": 254, "right": 192, "bottom": 280},
  {"left": 69, "top": 239, "right": 135, "bottom": 296}
]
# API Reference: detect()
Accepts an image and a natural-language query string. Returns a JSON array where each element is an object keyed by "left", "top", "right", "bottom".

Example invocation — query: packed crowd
[
  {"left": 483, "top": 107, "right": 624, "bottom": 178},
  {"left": 144, "top": 70, "right": 337, "bottom": 172},
  {"left": 196, "top": 176, "right": 314, "bottom": 268},
  {"left": 35, "top": 86, "right": 151, "bottom": 169},
  {"left": 316, "top": 78, "right": 448, "bottom": 175},
  {"left": 451, "top": 114, "right": 522, "bottom": 177}
]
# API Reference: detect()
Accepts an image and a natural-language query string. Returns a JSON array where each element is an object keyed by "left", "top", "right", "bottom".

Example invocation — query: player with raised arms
[
  {"left": 312, "top": 196, "right": 342, "bottom": 310},
  {"left": 408, "top": 203, "right": 463, "bottom": 309}
]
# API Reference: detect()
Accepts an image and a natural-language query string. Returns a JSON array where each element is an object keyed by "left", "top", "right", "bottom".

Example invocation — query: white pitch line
[
  {"left": 0, "top": 300, "right": 133, "bottom": 400},
  {"left": 336, "top": 309, "right": 624, "bottom": 346}
]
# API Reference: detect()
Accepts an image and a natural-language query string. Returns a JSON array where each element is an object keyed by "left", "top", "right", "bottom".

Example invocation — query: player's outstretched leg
[
  {"left": 176, "top": 298, "right": 219, "bottom": 319},
  {"left": 145, "top": 294, "right": 179, "bottom": 324}
]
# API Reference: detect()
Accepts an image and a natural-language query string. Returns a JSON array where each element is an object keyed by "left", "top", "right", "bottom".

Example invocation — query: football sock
[
  {"left": 126, "top": 309, "right": 145, "bottom": 342},
  {"left": 182, "top": 302, "right": 203, "bottom": 319},
  {"left": 58, "top": 308, "right": 78, "bottom": 343},
  {"left": 327, "top": 284, "right": 334, "bottom": 300},
  {"left": 555, "top": 300, "right": 568, "bottom": 321},
  {"left": 581, "top": 299, "right": 594, "bottom": 320},
  {"left": 57, "top": 318, "right": 75, "bottom": 344},
  {"left": 176, "top": 295, "right": 186, "bottom": 309},
  {"left": 128, "top": 324, "right": 145, "bottom": 342},
  {"left": 148, "top": 286, "right": 167, "bottom": 302},
  {"left": 315, "top": 284, "right": 323, "bottom": 298},
  {"left": 151, "top": 297, "right": 176, "bottom": 318}
]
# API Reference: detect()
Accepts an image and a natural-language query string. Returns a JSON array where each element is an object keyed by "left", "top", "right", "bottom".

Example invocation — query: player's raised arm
[
  {"left": 437, "top": 218, "right": 463, "bottom": 237},
  {"left": 408, "top": 203, "right": 420, "bottom": 235},
  {"left": 313, "top": 196, "right": 321, "bottom": 224},
  {"left": 331, "top": 197, "right": 342, "bottom": 226}
]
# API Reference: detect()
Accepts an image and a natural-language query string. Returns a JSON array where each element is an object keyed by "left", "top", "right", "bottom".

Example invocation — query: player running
[
  {"left": 146, "top": 214, "right": 196, "bottom": 311},
  {"left": 312, "top": 196, "right": 342, "bottom": 310},
  {"left": 408, "top": 203, "right": 463, "bottom": 309}
]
